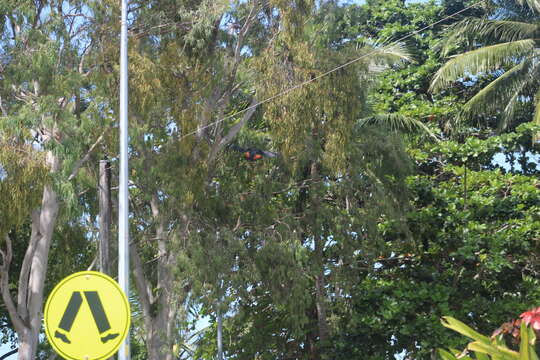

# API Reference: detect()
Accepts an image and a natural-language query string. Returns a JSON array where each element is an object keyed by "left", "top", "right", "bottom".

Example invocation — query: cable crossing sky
[{"left": 177, "top": 0, "right": 483, "bottom": 142}]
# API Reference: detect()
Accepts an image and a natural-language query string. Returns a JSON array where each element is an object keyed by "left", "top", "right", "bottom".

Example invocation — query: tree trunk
[
  {"left": 131, "top": 194, "right": 178, "bottom": 360},
  {"left": 24, "top": 166, "right": 60, "bottom": 359},
  {"left": 315, "top": 268, "right": 329, "bottom": 343},
  {"left": 145, "top": 299, "right": 176, "bottom": 360},
  {"left": 0, "top": 151, "right": 60, "bottom": 360},
  {"left": 16, "top": 327, "right": 39, "bottom": 360},
  {"left": 306, "top": 320, "right": 320, "bottom": 360},
  {"left": 18, "top": 181, "right": 60, "bottom": 359},
  {"left": 310, "top": 161, "right": 330, "bottom": 357}
]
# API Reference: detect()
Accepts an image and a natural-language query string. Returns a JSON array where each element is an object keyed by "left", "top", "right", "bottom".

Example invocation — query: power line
[{"left": 178, "top": 1, "right": 481, "bottom": 142}]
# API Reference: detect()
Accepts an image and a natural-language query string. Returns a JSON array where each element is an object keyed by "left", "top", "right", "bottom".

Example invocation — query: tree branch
[
  {"left": 208, "top": 96, "right": 258, "bottom": 164},
  {"left": 7, "top": 15, "right": 19, "bottom": 40},
  {"left": 0, "top": 234, "right": 26, "bottom": 335},
  {"left": 225, "top": 0, "right": 259, "bottom": 93},
  {"left": 78, "top": 41, "right": 93, "bottom": 75},
  {"left": 0, "top": 96, "right": 7, "bottom": 117},
  {"left": 68, "top": 128, "right": 108, "bottom": 181},
  {"left": 31, "top": 0, "right": 44, "bottom": 30},
  {"left": 233, "top": 1, "right": 258, "bottom": 71},
  {"left": 130, "top": 242, "right": 154, "bottom": 322},
  {"left": 27, "top": 182, "right": 59, "bottom": 332},
  {"left": 17, "top": 209, "right": 40, "bottom": 319}
]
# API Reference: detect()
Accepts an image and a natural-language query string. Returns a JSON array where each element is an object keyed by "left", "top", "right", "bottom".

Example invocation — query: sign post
[
  {"left": 44, "top": 271, "right": 131, "bottom": 360},
  {"left": 119, "top": 0, "right": 130, "bottom": 358}
]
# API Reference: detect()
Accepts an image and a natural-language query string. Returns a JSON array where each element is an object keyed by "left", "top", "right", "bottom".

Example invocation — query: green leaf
[
  {"left": 438, "top": 348, "right": 458, "bottom": 360},
  {"left": 476, "top": 353, "right": 491, "bottom": 360},
  {"left": 358, "top": 114, "right": 439, "bottom": 140},
  {"left": 430, "top": 40, "right": 536, "bottom": 92},
  {"left": 443, "top": 18, "right": 539, "bottom": 52},
  {"left": 460, "top": 62, "right": 528, "bottom": 118},
  {"left": 534, "top": 89, "right": 540, "bottom": 143},
  {"left": 516, "top": 0, "right": 540, "bottom": 13},
  {"left": 467, "top": 341, "right": 519, "bottom": 360},
  {"left": 520, "top": 321, "right": 529, "bottom": 360},
  {"left": 441, "top": 316, "right": 491, "bottom": 344}
]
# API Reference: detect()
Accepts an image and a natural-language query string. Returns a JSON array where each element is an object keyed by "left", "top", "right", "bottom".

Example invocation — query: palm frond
[
  {"left": 430, "top": 39, "right": 536, "bottom": 92},
  {"left": 379, "top": 42, "right": 415, "bottom": 63},
  {"left": 360, "top": 42, "right": 415, "bottom": 72},
  {"left": 358, "top": 114, "right": 439, "bottom": 140},
  {"left": 442, "top": 18, "right": 539, "bottom": 55},
  {"left": 534, "top": 88, "right": 540, "bottom": 142},
  {"left": 461, "top": 62, "right": 528, "bottom": 116},
  {"left": 499, "top": 81, "right": 530, "bottom": 130},
  {"left": 516, "top": 0, "right": 540, "bottom": 13},
  {"left": 458, "top": 58, "right": 540, "bottom": 130},
  {"left": 501, "top": 62, "right": 540, "bottom": 130}
]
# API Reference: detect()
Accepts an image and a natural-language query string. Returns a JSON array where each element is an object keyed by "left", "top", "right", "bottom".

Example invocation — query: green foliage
[
  {"left": 301, "top": 2, "right": 540, "bottom": 358},
  {"left": 438, "top": 316, "right": 538, "bottom": 360},
  {"left": 1, "top": 1, "right": 539, "bottom": 359},
  {"left": 0, "top": 143, "right": 47, "bottom": 236},
  {"left": 431, "top": 0, "right": 540, "bottom": 132}
]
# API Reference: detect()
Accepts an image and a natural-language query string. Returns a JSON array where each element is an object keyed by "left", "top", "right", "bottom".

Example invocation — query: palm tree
[{"left": 430, "top": 0, "right": 540, "bottom": 136}]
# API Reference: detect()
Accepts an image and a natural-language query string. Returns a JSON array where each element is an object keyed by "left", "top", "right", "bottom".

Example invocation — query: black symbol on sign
[{"left": 54, "top": 291, "right": 119, "bottom": 344}]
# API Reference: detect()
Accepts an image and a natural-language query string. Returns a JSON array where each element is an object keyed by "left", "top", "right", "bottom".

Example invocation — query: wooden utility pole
[{"left": 99, "top": 159, "right": 111, "bottom": 275}]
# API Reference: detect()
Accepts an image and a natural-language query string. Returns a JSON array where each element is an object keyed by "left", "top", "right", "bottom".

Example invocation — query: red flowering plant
[
  {"left": 490, "top": 307, "right": 540, "bottom": 346},
  {"left": 520, "top": 307, "right": 540, "bottom": 331},
  {"left": 438, "top": 308, "right": 540, "bottom": 359}
]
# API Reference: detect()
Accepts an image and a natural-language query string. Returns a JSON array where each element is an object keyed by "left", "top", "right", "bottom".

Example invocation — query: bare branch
[
  {"left": 208, "top": 96, "right": 258, "bottom": 164},
  {"left": 63, "top": 13, "right": 94, "bottom": 21},
  {"left": 68, "top": 128, "right": 108, "bottom": 181},
  {"left": 86, "top": 255, "right": 97, "bottom": 271},
  {"left": 130, "top": 242, "right": 154, "bottom": 322},
  {"left": 7, "top": 15, "right": 19, "bottom": 40},
  {"left": 78, "top": 41, "right": 93, "bottom": 75},
  {"left": 0, "top": 96, "right": 7, "bottom": 117},
  {"left": 234, "top": 1, "right": 258, "bottom": 64},
  {"left": 227, "top": 1, "right": 259, "bottom": 89},
  {"left": 31, "top": 0, "right": 44, "bottom": 30}
]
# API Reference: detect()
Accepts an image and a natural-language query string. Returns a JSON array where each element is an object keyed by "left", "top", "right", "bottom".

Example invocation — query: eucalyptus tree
[
  {"left": 0, "top": 143, "right": 46, "bottom": 355},
  {"left": 430, "top": 0, "right": 540, "bottom": 135},
  {"left": 92, "top": 1, "right": 279, "bottom": 358},
  {"left": 0, "top": 1, "right": 108, "bottom": 358},
  {"left": 187, "top": 1, "right": 426, "bottom": 358},
  {"left": 90, "top": 1, "right": 420, "bottom": 359}
]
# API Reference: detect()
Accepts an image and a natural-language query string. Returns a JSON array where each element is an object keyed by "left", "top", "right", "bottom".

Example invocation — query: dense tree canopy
[{"left": 0, "top": 1, "right": 539, "bottom": 360}]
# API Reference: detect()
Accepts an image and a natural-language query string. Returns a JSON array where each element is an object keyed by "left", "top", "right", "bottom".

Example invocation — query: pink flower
[{"left": 520, "top": 307, "right": 540, "bottom": 330}]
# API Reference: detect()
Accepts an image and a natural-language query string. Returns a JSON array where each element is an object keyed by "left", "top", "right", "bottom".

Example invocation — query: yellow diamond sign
[{"left": 44, "top": 271, "right": 130, "bottom": 360}]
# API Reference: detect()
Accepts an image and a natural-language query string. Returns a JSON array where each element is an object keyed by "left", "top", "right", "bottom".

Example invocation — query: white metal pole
[
  {"left": 119, "top": 0, "right": 130, "bottom": 358},
  {"left": 217, "top": 303, "right": 223, "bottom": 360}
]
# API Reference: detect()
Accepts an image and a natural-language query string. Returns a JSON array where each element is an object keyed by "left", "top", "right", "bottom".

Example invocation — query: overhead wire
[
  {"left": 176, "top": 0, "right": 483, "bottom": 142},
  {"left": 61, "top": 1, "right": 480, "bottom": 139},
  {"left": 127, "top": 0, "right": 272, "bottom": 39}
]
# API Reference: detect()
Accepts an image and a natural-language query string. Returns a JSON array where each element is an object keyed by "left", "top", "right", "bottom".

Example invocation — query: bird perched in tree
[{"left": 229, "top": 144, "right": 278, "bottom": 161}]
